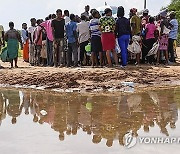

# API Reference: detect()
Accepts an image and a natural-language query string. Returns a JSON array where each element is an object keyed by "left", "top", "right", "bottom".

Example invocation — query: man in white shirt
[
  {"left": 28, "top": 18, "right": 36, "bottom": 66},
  {"left": 81, "top": 5, "right": 90, "bottom": 21},
  {"left": 64, "top": 10, "right": 71, "bottom": 24},
  {"left": 77, "top": 15, "right": 90, "bottom": 65}
]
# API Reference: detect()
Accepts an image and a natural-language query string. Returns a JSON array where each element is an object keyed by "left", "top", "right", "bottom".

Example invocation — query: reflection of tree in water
[{"left": 0, "top": 89, "right": 179, "bottom": 147}]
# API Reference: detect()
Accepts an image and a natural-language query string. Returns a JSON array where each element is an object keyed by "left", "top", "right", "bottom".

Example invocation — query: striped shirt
[{"left": 89, "top": 18, "right": 101, "bottom": 37}]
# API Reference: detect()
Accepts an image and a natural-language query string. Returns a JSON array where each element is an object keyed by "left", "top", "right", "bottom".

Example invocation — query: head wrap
[{"left": 130, "top": 8, "right": 137, "bottom": 14}]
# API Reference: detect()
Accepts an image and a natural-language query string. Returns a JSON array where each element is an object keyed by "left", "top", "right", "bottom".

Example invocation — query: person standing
[
  {"left": 0, "top": 24, "right": 5, "bottom": 52},
  {"left": 99, "top": 8, "right": 119, "bottom": 67},
  {"left": 89, "top": 10, "right": 103, "bottom": 67},
  {"left": 144, "top": 17, "right": 157, "bottom": 64},
  {"left": 157, "top": 12, "right": 169, "bottom": 64},
  {"left": 130, "top": 8, "right": 142, "bottom": 64},
  {"left": 77, "top": 15, "right": 90, "bottom": 66},
  {"left": 21, "top": 23, "right": 29, "bottom": 62},
  {"left": 51, "top": 9, "right": 65, "bottom": 67},
  {"left": 168, "top": 12, "right": 179, "bottom": 63},
  {"left": 115, "top": 6, "right": 131, "bottom": 67},
  {"left": 64, "top": 10, "right": 71, "bottom": 65},
  {"left": 141, "top": 9, "right": 150, "bottom": 29},
  {"left": 41, "top": 17, "right": 54, "bottom": 66},
  {"left": 0, "top": 24, "right": 5, "bottom": 68},
  {"left": 81, "top": 5, "right": 90, "bottom": 20},
  {"left": 28, "top": 18, "right": 36, "bottom": 66},
  {"left": 66, "top": 14, "right": 78, "bottom": 67},
  {"left": 4, "top": 22, "right": 22, "bottom": 68},
  {"left": 34, "top": 19, "right": 43, "bottom": 66},
  {"left": 64, "top": 10, "right": 71, "bottom": 24},
  {"left": 41, "top": 22, "right": 48, "bottom": 67}
]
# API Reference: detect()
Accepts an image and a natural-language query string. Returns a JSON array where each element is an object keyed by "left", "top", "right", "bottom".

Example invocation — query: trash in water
[
  {"left": 40, "top": 110, "right": 47, "bottom": 116},
  {"left": 86, "top": 102, "right": 92, "bottom": 112},
  {"left": 120, "top": 82, "right": 135, "bottom": 93}
]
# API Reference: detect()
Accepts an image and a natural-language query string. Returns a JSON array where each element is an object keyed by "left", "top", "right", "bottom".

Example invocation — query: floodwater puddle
[{"left": 0, "top": 88, "right": 180, "bottom": 154}]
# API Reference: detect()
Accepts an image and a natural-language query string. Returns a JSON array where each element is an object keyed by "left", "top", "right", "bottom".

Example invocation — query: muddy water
[{"left": 0, "top": 88, "right": 180, "bottom": 154}]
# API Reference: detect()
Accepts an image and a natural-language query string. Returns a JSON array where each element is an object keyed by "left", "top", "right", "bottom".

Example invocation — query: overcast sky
[{"left": 0, "top": 0, "right": 171, "bottom": 30}]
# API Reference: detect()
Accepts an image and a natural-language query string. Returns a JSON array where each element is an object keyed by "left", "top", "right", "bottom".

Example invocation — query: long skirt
[
  {"left": 23, "top": 40, "right": 29, "bottom": 62},
  {"left": 7, "top": 39, "right": 19, "bottom": 60}
]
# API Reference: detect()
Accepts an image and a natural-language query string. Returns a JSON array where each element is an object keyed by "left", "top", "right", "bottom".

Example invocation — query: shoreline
[{"left": 0, "top": 48, "right": 179, "bottom": 93}]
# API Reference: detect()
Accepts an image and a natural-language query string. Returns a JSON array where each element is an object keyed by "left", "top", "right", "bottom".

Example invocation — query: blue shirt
[
  {"left": 21, "top": 29, "right": 28, "bottom": 44},
  {"left": 169, "top": 19, "right": 178, "bottom": 40},
  {"left": 66, "top": 21, "right": 77, "bottom": 43},
  {"left": 89, "top": 18, "right": 101, "bottom": 37}
]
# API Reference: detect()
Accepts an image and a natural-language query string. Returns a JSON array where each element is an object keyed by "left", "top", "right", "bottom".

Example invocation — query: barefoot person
[
  {"left": 4, "top": 22, "right": 22, "bottom": 68},
  {"left": 34, "top": 19, "right": 43, "bottom": 66},
  {"left": 51, "top": 9, "right": 65, "bottom": 67},
  {"left": 99, "top": 8, "right": 119, "bottom": 67}
]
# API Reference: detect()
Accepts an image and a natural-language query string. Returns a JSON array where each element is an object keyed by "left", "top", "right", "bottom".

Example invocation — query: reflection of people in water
[
  {"left": 0, "top": 93, "right": 7, "bottom": 126},
  {"left": 21, "top": 91, "right": 30, "bottom": 115},
  {"left": 4, "top": 90, "right": 23, "bottom": 124},
  {"left": 66, "top": 95, "right": 81, "bottom": 136},
  {"left": 100, "top": 97, "right": 119, "bottom": 147},
  {"left": 79, "top": 97, "right": 92, "bottom": 135},
  {"left": 148, "top": 90, "right": 178, "bottom": 136},
  {"left": 127, "top": 94, "right": 143, "bottom": 137},
  {"left": 142, "top": 92, "right": 159, "bottom": 133},
  {"left": 51, "top": 95, "right": 68, "bottom": 141},
  {"left": 0, "top": 88, "right": 179, "bottom": 148},
  {"left": 117, "top": 95, "right": 131, "bottom": 146}
]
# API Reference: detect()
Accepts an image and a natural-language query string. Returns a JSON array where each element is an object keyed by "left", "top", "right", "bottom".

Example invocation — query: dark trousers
[
  {"left": 67, "top": 42, "right": 78, "bottom": 66},
  {"left": 143, "top": 38, "right": 156, "bottom": 63},
  {"left": 141, "top": 39, "right": 147, "bottom": 63},
  {"left": 80, "top": 41, "right": 89, "bottom": 63},
  {"left": 168, "top": 38, "right": 175, "bottom": 62},
  {"left": 35, "top": 45, "right": 42, "bottom": 66},
  {"left": 46, "top": 38, "right": 53, "bottom": 66}
]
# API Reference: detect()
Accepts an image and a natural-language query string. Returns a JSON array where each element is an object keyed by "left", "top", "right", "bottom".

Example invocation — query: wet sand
[{"left": 0, "top": 48, "right": 180, "bottom": 92}]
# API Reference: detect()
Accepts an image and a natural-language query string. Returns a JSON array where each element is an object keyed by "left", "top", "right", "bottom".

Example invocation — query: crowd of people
[
  {"left": 0, "top": 5, "right": 179, "bottom": 68},
  {"left": 0, "top": 89, "right": 178, "bottom": 147}
]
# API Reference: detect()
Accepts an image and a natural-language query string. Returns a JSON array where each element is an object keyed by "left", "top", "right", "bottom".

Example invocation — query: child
[{"left": 157, "top": 13, "right": 169, "bottom": 64}]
